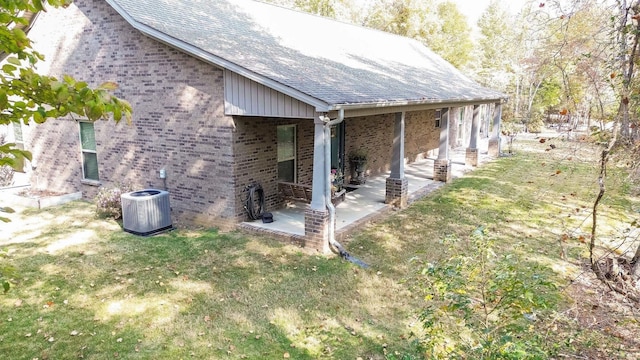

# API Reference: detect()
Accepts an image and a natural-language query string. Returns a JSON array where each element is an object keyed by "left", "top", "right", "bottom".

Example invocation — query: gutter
[{"left": 326, "top": 96, "right": 509, "bottom": 113}]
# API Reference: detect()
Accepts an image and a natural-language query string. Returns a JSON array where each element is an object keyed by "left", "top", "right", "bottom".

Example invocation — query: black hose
[{"left": 244, "top": 184, "right": 265, "bottom": 220}]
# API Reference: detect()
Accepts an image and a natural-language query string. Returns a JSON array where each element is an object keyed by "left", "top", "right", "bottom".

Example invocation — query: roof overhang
[{"left": 330, "top": 97, "right": 508, "bottom": 118}]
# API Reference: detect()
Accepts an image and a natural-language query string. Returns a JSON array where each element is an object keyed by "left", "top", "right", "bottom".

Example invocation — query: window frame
[
  {"left": 12, "top": 122, "right": 25, "bottom": 172},
  {"left": 435, "top": 109, "right": 442, "bottom": 128},
  {"left": 277, "top": 124, "right": 297, "bottom": 183},
  {"left": 79, "top": 121, "right": 100, "bottom": 182}
]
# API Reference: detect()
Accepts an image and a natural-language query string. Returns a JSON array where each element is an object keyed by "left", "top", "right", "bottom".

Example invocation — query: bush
[
  {"left": 527, "top": 116, "right": 545, "bottom": 133},
  {"left": 95, "top": 183, "right": 132, "bottom": 219},
  {"left": 416, "top": 227, "right": 559, "bottom": 359}
]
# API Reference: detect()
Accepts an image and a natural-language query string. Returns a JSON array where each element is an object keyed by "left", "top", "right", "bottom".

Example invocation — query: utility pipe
[{"left": 323, "top": 109, "right": 344, "bottom": 254}]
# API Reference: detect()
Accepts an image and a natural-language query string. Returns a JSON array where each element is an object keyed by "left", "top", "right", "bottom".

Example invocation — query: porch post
[
  {"left": 305, "top": 114, "right": 329, "bottom": 253},
  {"left": 466, "top": 105, "right": 481, "bottom": 167},
  {"left": 434, "top": 108, "right": 451, "bottom": 182},
  {"left": 488, "top": 102, "right": 502, "bottom": 157},
  {"left": 386, "top": 112, "right": 408, "bottom": 208}
]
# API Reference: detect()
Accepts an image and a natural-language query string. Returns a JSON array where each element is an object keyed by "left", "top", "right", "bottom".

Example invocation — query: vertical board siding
[{"left": 224, "top": 70, "right": 315, "bottom": 119}]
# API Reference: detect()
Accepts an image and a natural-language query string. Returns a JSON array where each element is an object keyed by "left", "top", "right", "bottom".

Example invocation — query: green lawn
[{"left": 1, "top": 135, "right": 639, "bottom": 359}]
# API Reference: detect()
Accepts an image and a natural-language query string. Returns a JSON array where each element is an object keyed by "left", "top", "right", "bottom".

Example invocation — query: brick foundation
[
  {"left": 434, "top": 159, "right": 452, "bottom": 183},
  {"left": 385, "top": 177, "right": 408, "bottom": 208},
  {"left": 488, "top": 139, "right": 500, "bottom": 157},
  {"left": 465, "top": 148, "right": 479, "bottom": 167},
  {"left": 304, "top": 208, "right": 330, "bottom": 254}
]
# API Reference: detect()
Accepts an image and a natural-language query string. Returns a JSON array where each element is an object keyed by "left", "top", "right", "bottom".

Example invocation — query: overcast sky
[{"left": 451, "top": 0, "right": 529, "bottom": 27}]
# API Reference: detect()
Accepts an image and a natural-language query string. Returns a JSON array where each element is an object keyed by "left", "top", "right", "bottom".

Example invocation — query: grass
[{"left": 1, "top": 135, "right": 639, "bottom": 359}]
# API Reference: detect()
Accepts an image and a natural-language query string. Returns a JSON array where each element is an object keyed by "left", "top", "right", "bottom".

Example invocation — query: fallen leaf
[
  {"left": 116, "top": 338, "right": 123, "bottom": 343},
  {"left": 48, "top": 337, "right": 55, "bottom": 342},
  {"left": 284, "top": 353, "right": 290, "bottom": 358},
  {"left": 70, "top": 330, "right": 79, "bottom": 336},
  {"left": 539, "top": 138, "right": 546, "bottom": 143},
  {"left": 204, "top": 315, "right": 211, "bottom": 322},
  {"left": 14, "top": 299, "right": 22, "bottom": 307}
]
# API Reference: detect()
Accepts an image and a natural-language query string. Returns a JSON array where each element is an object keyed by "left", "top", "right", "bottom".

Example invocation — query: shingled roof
[{"left": 105, "top": 0, "right": 507, "bottom": 112}]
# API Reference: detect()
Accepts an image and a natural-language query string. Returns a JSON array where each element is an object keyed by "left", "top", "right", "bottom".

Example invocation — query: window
[
  {"left": 79, "top": 122, "right": 99, "bottom": 181},
  {"left": 277, "top": 125, "right": 296, "bottom": 183},
  {"left": 12, "top": 122, "right": 25, "bottom": 172},
  {"left": 435, "top": 109, "right": 442, "bottom": 128}
]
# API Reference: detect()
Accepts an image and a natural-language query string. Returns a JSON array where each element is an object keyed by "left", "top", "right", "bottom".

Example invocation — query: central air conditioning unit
[{"left": 121, "top": 189, "right": 172, "bottom": 236}]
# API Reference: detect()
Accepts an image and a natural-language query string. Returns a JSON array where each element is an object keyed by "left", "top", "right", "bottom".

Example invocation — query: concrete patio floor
[{"left": 240, "top": 141, "right": 492, "bottom": 240}]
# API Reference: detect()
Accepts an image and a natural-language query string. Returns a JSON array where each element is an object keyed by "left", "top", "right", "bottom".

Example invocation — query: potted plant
[{"left": 348, "top": 148, "right": 368, "bottom": 185}]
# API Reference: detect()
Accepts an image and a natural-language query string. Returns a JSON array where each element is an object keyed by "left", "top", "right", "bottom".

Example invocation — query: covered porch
[{"left": 240, "top": 139, "right": 492, "bottom": 244}]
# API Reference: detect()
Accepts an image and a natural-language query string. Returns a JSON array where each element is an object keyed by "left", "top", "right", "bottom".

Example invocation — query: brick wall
[
  {"left": 345, "top": 114, "right": 393, "bottom": 180},
  {"left": 345, "top": 111, "right": 439, "bottom": 182},
  {"left": 23, "top": 0, "right": 238, "bottom": 229},
  {"left": 405, "top": 110, "right": 440, "bottom": 161}
]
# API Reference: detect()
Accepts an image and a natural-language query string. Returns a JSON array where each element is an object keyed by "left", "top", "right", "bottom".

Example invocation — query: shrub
[
  {"left": 95, "top": 183, "right": 132, "bottom": 219},
  {"left": 416, "top": 227, "right": 559, "bottom": 359}
]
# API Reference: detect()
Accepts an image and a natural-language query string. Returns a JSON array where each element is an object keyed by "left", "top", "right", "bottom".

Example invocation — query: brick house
[{"left": 7, "top": 0, "right": 507, "bottom": 252}]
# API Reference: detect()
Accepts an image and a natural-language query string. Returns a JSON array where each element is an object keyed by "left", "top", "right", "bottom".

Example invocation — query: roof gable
[{"left": 106, "top": 0, "right": 506, "bottom": 112}]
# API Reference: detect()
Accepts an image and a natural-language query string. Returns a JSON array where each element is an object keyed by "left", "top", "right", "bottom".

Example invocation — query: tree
[
  {"left": 362, "top": 0, "right": 473, "bottom": 69},
  {"left": 0, "top": 0, "right": 131, "bottom": 171},
  {"left": 428, "top": 1, "right": 473, "bottom": 69}
]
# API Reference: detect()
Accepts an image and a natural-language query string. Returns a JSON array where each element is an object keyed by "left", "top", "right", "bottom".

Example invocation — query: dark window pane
[
  {"left": 277, "top": 126, "right": 295, "bottom": 161},
  {"left": 13, "top": 122, "right": 23, "bottom": 142},
  {"left": 278, "top": 159, "right": 294, "bottom": 183},
  {"left": 83, "top": 152, "right": 99, "bottom": 181},
  {"left": 80, "top": 122, "right": 97, "bottom": 151},
  {"left": 11, "top": 142, "right": 25, "bottom": 173}
]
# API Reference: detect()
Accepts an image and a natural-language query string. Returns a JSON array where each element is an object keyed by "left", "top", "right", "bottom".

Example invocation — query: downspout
[
  {"left": 323, "top": 109, "right": 344, "bottom": 254},
  {"left": 321, "top": 110, "right": 369, "bottom": 268}
]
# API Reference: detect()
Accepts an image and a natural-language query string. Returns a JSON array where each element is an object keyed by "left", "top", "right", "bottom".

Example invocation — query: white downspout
[{"left": 323, "top": 109, "right": 344, "bottom": 253}]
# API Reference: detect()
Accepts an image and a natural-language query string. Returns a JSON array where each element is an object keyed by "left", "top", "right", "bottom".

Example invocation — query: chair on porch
[{"left": 278, "top": 182, "right": 345, "bottom": 206}]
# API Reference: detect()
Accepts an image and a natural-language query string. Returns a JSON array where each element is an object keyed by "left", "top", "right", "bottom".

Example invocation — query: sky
[{"left": 450, "top": 0, "right": 529, "bottom": 29}]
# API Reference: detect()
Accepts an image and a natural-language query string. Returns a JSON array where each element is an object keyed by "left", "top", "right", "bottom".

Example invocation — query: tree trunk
[{"left": 631, "top": 241, "right": 640, "bottom": 278}]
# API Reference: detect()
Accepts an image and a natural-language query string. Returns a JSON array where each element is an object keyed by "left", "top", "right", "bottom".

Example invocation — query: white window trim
[
  {"left": 277, "top": 124, "right": 297, "bottom": 183},
  {"left": 435, "top": 109, "right": 442, "bottom": 128},
  {"left": 79, "top": 121, "right": 100, "bottom": 182}
]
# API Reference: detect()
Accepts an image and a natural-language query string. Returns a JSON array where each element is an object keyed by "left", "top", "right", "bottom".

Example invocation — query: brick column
[
  {"left": 434, "top": 159, "right": 451, "bottom": 182},
  {"left": 386, "top": 177, "right": 408, "bottom": 208},
  {"left": 465, "top": 148, "right": 479, "bottom": 167},
  {"left": 488, "top": 139, "right": 499, "bottom": 157},
  {"left": 305, "top": 208, "right": 330, "bottom": 253}
]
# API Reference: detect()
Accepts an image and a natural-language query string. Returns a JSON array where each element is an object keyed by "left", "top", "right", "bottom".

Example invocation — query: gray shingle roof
[{"left": 106, "top": 0, "right": 506, "bottom": 111}]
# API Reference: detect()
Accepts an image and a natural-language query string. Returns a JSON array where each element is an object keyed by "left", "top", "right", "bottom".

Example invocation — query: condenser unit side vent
[{"left": 121, "top": 189, "right": 172, "bottom": 236}]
